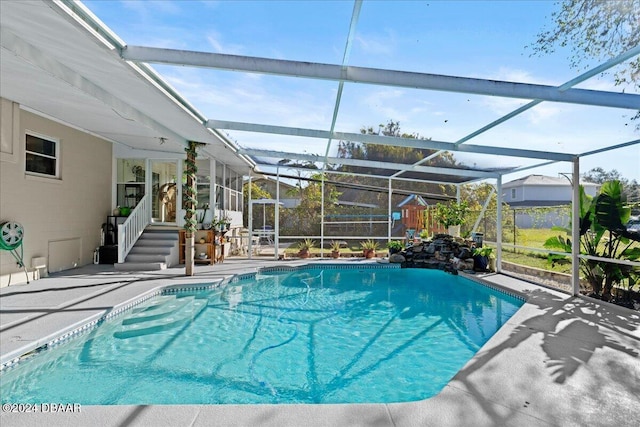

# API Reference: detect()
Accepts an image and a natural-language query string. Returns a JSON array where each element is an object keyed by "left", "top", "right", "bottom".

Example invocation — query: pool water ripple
[{"left": 1, "top": 268, "right": 523, "bottom": 404}]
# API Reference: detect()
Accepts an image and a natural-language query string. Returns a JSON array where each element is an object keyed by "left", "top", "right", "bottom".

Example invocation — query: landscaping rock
[
  {"left": 389, "top": 253, "right": 406, "bottom": 263},
  {"left": 395, "top": 234, "right": 476, "bottom": 272}
]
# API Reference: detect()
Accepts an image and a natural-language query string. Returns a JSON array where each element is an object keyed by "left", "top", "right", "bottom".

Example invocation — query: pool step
[
  {"left": 129, "top": 294, "right": 181, "bottom": 314},
  {"left": 122, "top": 298, "right": 191, "bottom": 325},
  {"left": 114, "top": 296, "right": 206, "bottom": 339}
]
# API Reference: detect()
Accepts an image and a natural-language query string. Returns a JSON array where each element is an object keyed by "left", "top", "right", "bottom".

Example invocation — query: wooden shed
[{"left": 397, "top": 195, "right": 428, "bottom": 242}]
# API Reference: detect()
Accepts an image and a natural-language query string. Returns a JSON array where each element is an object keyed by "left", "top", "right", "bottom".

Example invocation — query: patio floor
[{"left": 1, "top": 258, "right": 639, "bottom": 427}]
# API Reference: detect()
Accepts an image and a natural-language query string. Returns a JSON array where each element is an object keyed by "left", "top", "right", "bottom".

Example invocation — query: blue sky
[{"left": 84, "top": 0, "right": 639, "bottom": 182}]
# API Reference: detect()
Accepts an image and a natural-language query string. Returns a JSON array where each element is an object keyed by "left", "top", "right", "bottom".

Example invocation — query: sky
[{"left": 83, "top": 0, "right": 639, "bottom": 183}]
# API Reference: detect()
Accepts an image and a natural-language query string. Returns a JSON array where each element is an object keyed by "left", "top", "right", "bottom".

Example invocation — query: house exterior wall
[
  {"left": 526, "top": 185, "right": 570, "bottom": 202},
  {"left": 503, "top": 186, "right": 524, "bottom": 204},
  {"left": 0, "top": 105, "right": 112, "bottom": 286},
  {"left": 504, "top": 182, "right": 599, "bottom": 206},
  {"left": 514, "top": 208, "right": 571, "bottom": 229}
]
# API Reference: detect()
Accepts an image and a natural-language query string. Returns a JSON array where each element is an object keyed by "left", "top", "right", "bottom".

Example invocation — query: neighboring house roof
[
  {"left": 397, "top": 194, "right": 428, "bottom": 208},
  {"left": 503, "top": 174, "right": 602, "bottom": 207},
  {"left": 335, "top": 200, "right": 379, "bottom": 209},
  {"left": 503, "top": 174, "right": 600, "bottom": 188}
]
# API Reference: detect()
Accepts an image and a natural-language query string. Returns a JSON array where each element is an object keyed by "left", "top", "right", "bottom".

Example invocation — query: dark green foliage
[{"left": 543, "top": 180, "right": 640, "bottom": 299}]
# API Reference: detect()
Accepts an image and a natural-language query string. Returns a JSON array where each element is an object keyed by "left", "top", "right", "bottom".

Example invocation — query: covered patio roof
[
  {"left": 0, "top": 0, "right": 254, "bottom": 173},
  {"left": 1, "top": 0, "right": 638, "bottom": 186}
]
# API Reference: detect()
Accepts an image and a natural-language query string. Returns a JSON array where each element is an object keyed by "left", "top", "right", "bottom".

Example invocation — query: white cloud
[
  {"left": 120, "top": 0, "right": 181, "bottom": 17},
  {"left": 491, "top": 67, "right": 557, "bottom": 86},
  {"left": 523, "top": 104, "right": 563, "bottom": 125},
  {"left": 205, "top": 31, "right": 245, "bottom": 55},
  {"left": 164, "top": 70, "right": 332, "bottom": 131},
  {"left": 481, "top": 97, "right": 529, "bottom": 116},
  {"left": 354, "top": 29, "right": 397, "bottom": 56}
]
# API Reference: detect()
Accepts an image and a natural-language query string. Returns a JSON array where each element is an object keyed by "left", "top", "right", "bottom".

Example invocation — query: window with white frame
[
  {"left": 25, "top": 132, "right": 59, "bottom": 177},
  {"left": 511, "top": 188, "right": 516, "bottom": 199}
]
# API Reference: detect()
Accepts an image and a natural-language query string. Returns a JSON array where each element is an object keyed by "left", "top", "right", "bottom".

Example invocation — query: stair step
[
  {"left": 116, "top": 226, "right": 178, "bottom": 272},
  {"left": 129, "top": 246, "right": 172, "bottom": 255},
  {"left": 123, "top": 297, "right": 192, "bottom": 325},
  {"left": 114, "top": 262, "right": 167, "bottom": 271},
  {"left": 135, "top": 239, "right": 176, "bottom": 247},
  {"left": 126, "top": 254, "right": 169, "bottom": 263},
  {"left": 130, "top": 295, "right": 181, "bottom": 314},
  {"left": 139, "top": 232, "right": 178, "bottom": 241},
  {"left": 114, "top": 298, "right": 206, "bottom": 339}
]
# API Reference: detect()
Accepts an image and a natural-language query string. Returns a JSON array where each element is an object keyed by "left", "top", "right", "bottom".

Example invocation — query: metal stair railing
[{"left": 118, "top": 194, "right": 151, "bottom": 263}]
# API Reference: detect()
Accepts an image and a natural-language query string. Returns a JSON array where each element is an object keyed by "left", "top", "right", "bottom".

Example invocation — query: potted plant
[
  {"left": 473, "top": 246, "right": 495, "bottom": 272},
  {"left": 360, "top": 239, "right": 379, "bottom": 259},
  {"left": 434, "top": 201, "right": 469, "bottom": 237},
  {"left": 216, "top": 213, "right": 232, "bottom": 232},
  {"left": 297, "top": 238, "right": 316, "bottom": 258},
  {"left": 387, "top": 240, "right": 403, "bottom": 255},
  {"left": 329, "top": 240, "right": 342, "bottom": 258}
]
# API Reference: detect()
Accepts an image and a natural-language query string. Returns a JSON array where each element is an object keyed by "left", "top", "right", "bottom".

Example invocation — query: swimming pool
[{"left": 0, "top": 266, "right": 523, "bottom": 405}]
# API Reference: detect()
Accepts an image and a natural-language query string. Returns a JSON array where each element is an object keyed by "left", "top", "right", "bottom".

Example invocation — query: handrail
[{"left": 117, "top": 194, "right": 151, "bottom": 263}]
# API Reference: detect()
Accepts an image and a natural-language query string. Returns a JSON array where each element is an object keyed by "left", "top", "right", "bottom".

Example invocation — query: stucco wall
[{"left": 0, "top": 106, "right": 112, "bottom": 286}]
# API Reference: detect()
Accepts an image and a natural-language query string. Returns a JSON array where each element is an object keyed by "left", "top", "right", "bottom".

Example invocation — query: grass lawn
[
  {"left": 501, "top": 249, "right": 572, "bottom": 274},
  {"left": 280, "top": 229, "right": 634, "bottom": 280},
  {"left": 511, "top": 228, "right": 564, "bottom": 249},
  {"left": 499, "top": 227, "right": 639, "bottom": 277}
]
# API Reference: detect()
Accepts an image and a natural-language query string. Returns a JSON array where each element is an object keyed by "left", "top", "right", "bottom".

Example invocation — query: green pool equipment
[{"left": 0, "top": 221, "right": 29, "bottom": 283}]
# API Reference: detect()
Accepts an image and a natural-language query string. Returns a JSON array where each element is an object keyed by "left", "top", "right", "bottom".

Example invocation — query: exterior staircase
[{"left": 114, "top": 228, "right": 179, "bottom": 271}]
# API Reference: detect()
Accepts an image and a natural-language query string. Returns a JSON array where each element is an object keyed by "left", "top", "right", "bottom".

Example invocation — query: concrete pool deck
[{"left": 1, "top": 258, "right": 639, "bottom": 427}]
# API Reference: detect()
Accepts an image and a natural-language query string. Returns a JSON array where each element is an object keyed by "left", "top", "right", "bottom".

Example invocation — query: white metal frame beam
[
  {"left": 122, "top": 45, "right": 640, "bottom": 109},
  {"left": 259, "top": 165, "right": 463, "bottom": 188},
  {"left": 208, "top": 119, "right": 574, "bottom": 162},
  {"left": 500, "top": 138, "right": 640, "bottom": 178},
  {"left": 322, "top": 0, "right": 362, "bottom": 168},
  {"left": 239, "top": 148, "right": 499, "bottom": 179},
  {"left": 394, "top": 44, "right": 640, "bottom": 176}
]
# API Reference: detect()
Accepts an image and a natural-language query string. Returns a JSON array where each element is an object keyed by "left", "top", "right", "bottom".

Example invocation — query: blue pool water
[{"left": 0, "top": 267, "right": 523, "bottom": 404}]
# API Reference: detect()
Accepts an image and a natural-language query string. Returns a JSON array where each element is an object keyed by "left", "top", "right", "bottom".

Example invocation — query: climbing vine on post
[{"left": 184, "top": 140, "right": 204, "bottom": 276}]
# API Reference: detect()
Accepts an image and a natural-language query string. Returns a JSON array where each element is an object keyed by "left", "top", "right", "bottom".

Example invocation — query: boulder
[{"left": 389, "top": 253, "right": 406, "bottom": 263}]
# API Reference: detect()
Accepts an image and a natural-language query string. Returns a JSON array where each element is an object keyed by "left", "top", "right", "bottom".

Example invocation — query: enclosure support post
[
  {"left": 275, "top": 168, "right": 280, "bottom": 260},
  {"left": 214, "top": 160, "right": 220, "bottom": 229},
  {"left": 212, "top": 160, "right": 217, "bottom": 227},
  {"left": 247, "top": 174, "right": 253, "bottom": 259},
  {"left": 496, "top": 176, "right": 503, "bottom": 273},
  {"left": 321, "top": 173, "right": 325, "bottom": 258},
  {"left": 387, "top": 178, "right": 392, "bottom": 243},
  {"left": 571, "top": 158, "right": 580, "bottom": 296},
  {"left": 222, "top": 163, "right": 226, "bottom": 215}
]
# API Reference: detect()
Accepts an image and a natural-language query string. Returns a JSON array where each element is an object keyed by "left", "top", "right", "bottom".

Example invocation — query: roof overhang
[{"left": 0, "top": 0, "right": 253, "bottom": 173}]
